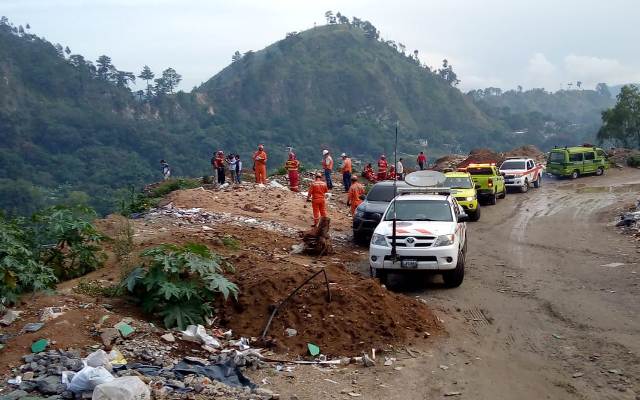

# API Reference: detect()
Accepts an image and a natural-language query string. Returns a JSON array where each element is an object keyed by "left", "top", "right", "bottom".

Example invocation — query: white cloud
[
  {"left": 524, "top": 53, "right": 558, "bottom": 89},
  {"left": 563, "top": 54, "right": 640, "bottom": 86}
]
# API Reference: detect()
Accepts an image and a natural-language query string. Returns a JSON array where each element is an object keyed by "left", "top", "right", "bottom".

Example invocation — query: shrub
[
  {"left": 150, "top": 178, "right": 202, "bottom": 198},
  {"left": 627, "top": 155, "right": 640, "bottom": 167},
  {"left": 221, "top": 235, "right": 241, "bottom": 250},
  {"left": 0, "top": 215, "right": 56, "bottom": 308},
  {"left": 123, "top": 243, "right": 238, "bottom": 329}
]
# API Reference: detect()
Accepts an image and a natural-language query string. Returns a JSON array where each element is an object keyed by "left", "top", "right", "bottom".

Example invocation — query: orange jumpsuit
[
  {"left": 253, "top": 150, "right": 268, "bottom": 184},
  {"left": 348, "top": 182, "right": 365, "bottom": 215},
  {"left": 307, "top": 180, "right": 328, "bottom": 225},
  {"left": 377, "top": 158, "right": 388, "bottom": 181}
]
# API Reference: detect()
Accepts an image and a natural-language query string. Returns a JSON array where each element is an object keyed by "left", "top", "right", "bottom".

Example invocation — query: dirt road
[{"left": 251, "top": 168, "right": 640, "bottom": 399}]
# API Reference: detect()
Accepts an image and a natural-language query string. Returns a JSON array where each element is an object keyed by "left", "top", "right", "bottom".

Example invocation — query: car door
[
  {"left": 583, "top": 152, "right": 596, "bottom": 173},
  {"left": 568, "top": 152, "right": 583, "bottom": 173},
  {"left": 526, "top": 160, "right": 534, "bottom": 180}
]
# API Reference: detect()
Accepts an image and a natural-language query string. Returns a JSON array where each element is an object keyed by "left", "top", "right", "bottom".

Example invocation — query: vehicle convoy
[
  {"left": 352, "top": 181, "right": 408, "bottom": 243},
  {"left": 369, "top": 171, "right": 468, "bottom": 287},
  {"left": 443, "top": 171, "right": 481, "bottom": 221},
  {"left": 546, "top": 145, "right": 610, "bottom": 179},
  {"left": 499, "top": 157, "right": 544, "bottom": 192},
  {"left": 462, "top": 163, "right": 506, "bottom": 205}
]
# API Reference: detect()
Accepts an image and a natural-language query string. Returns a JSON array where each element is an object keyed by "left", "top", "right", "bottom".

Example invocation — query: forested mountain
[{"left": 467, "top": 86, "right": 615, "bottom": 148}]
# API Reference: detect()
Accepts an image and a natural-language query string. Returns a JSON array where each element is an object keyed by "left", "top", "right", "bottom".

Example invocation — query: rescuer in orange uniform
[
  {"left": 253, "top": 144, "right": 268, "bottom": 184},
  {"left": 363, "top": 163, "right": 376, "bottom": 183},
  {"left": 377, "top": 155, "right": 388, "bottom": 181},
  {"left": 340, "top": 153, "right": 353, "bottom": 192},
  {"left": 347, "top": 175, "right": 365, "bottom": 215},
  {"left": 307, "top": 173, "right": 329, "bottom": 226},
  {"left": 284, "top": 151, "right": 301, "bottom": 192}
]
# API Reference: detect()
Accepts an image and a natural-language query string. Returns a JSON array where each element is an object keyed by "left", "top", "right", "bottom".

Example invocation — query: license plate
[{"left": 401, "top": 259, "right": 418, "bottom": 268}]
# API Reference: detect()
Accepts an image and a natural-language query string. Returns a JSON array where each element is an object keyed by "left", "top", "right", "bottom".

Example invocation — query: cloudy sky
[{"left": 4, "top": 0, "right": 640, "bottom": 92}]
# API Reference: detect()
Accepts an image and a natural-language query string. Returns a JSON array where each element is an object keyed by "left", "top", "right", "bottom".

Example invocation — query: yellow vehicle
[{"left": 444, "top": 171, "right": 481, "bottom": 221}]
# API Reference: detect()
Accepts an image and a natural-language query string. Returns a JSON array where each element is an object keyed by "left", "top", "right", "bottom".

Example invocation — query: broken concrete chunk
[
  {"left": 161, "top": 333, "right": 175, "bottom": 343},
  {"left": 100, "top": 328, "right": 120, "bottom": 348},
  {"left": 1, "top": 310, "right": 22, "bottom": 326}
]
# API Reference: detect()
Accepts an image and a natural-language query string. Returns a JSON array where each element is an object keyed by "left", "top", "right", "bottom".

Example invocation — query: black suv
[{"left": 353, "top": 181, "right": 408, "bottom": 243}]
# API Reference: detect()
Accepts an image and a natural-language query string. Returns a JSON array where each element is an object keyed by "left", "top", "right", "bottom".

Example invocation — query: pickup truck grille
[
  {"left": 384, "top": 255, "right": 437, "bottom": 262},
  {"left": 503, "top": 174, "right": 516, "bottom": 179},
  {"left": 386, "top": 235, "right": 435, "bottom": 247}
]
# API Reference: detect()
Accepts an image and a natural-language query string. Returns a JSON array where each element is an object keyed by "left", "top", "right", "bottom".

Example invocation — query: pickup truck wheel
[
  {"left": 571, "top": 170, "right": 580, "bottom": 179},
  {"left": 499, "top": 187, "right": 507, "bottom": 199},
  {"left": 469, "top": 207, "right": 481, "bottom": 221},
  {"left": 353, "top": 231, "right": 369, "bottom": 246},
  {"left": 520, "top": 179, "right": 529, "bottom": 193},
  {"left": 371, "top": 267, "right": 388, "bottom": 285},
  {"left": 533, "top": 174, "right": 542, "bottom": 188},
  {"left": 488, "top": 193, "right": 497, "bottom": 205},
  {"left": 595, "top": 167, "right": 604, "bottom": 176},
  {"left": 443, "top": 248, "right": 465, "bottom": 288}
]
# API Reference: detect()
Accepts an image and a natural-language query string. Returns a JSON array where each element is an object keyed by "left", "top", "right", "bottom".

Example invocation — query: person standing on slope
[
  {"left": 285, "top": 151, "right": 301, "bottom": 192},
  {"left": 396, "top": 158, "right": 404, "bottom": 180},
  {"left": 253, "top": 144, "right": 268, "bottom": 184},
  {"left": 160, "top": 160, "right": 171, "bottom": 181},
  {"left": 347, "top": 175, "right": 365, "bottom": 216},
  {"left": 417, "top": 151, "right": 427, "bottom": 170},
  {"left": 307, "top": 172, "right": 329, "bottom": 226},
  {"left": 322, "top": 149, "right": 334, "bottom": 190},
  {"left": 235, "top": 154, "right": 242, "bottom": 184},
  {"left": 377, "top": 155, "right": 388, "bottom": 181},
  {"left": 340, "top": 153, "right": 353, "bottom": 192},
  {"left": 227, "top": 154, "right": 238, "bottom": 185},
  {"left": 215, "top": 151, "right": 226, "bottom": 185}
]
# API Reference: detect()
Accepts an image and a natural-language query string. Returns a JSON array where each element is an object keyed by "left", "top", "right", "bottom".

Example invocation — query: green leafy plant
[
  {"left": 0, "top": 214, "right": 56, "bottom": 308},
  {"left": 123, "top": 243, "right": 238, "bottom": 329},
  {"left": 31, "top": 206, "right": 107, "bottom": 280},
  {"left": 149, "top": 178, "right": 202, "bottom": 198},
  {"left": 221, "top": 235, "right": 241, "bottom": 250}
]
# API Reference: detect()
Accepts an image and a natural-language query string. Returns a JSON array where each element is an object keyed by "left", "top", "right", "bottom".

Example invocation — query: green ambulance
[{"left": 546, "top": 146, "right": 609, "bottom": 179}]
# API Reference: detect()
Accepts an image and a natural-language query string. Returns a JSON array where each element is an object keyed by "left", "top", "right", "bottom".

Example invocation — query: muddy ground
[{"left": 247, "top": 168, "right": 640, "bottom": 399}]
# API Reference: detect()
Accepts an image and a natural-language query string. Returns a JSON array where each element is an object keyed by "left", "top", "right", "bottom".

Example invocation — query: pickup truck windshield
[
  {"left": 366, "top": 185, "right": 397, "bottom": 202},
  {"left": 443, "top": 177, "right": 473, "bottom": 189},
  {"left": 500, "top": 161, "right": 526, "bottom": 170},
  {"left": 384, "top": 200, "right": 453, "bottom": 222},
  {"left": 467, "top": 167, "right": 494, "bottom": 175}
]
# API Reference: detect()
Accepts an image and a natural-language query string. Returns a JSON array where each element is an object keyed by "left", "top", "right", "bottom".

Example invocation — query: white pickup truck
[{"left": 499, "top": 158, "right": 544, "bottom": 192}]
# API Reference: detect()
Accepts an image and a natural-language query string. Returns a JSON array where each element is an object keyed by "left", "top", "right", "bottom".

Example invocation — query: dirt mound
[
  {"left": 457, "top": 148, "right": 503, "bottom": 168},
  {"left": 607, "top": 147, "right": 640, "bottom": 166},
  {"left": 432, "top": 154, "right": 467, "bottom": 171},
  {"left": 504, "top": 145, "right": 546, "bottom": 164},
  {"left": 218, "top": 259, "right": 441, "bottom": 356}
]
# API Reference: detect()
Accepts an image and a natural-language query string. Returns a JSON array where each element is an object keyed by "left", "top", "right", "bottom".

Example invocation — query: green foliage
[
  {"left": 0, "top": 214, "right": 56, "bottom": 307},
  {"left": 123, "top": 243, "right": 238, "bottom": 329},
  {"left": 149, "top": 178, "right": 202, "bottom": 198},
  {"left": 31, "top": 206, "right": 107, "bottom": 280},
  {"left": 627, "top": 154, "right": 640, "bottom": 167},
  {"left": 73, "top": 279, "right": 120, "bottom": 297},
  {"left": 598, "top": 85, "right": 640, "bottom": 148},
  {"left": 221, "top": 235, "right": 241, "bottom": 250}
]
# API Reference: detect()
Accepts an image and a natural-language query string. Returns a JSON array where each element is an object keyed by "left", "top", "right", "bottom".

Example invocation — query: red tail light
[{"left": 488, "top": 178, "right": 493, "bottom": 187}]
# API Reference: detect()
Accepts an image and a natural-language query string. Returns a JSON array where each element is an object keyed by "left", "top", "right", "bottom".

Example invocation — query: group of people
[{"left": 161, "top": 145, "right": 429, "bottom": 226}]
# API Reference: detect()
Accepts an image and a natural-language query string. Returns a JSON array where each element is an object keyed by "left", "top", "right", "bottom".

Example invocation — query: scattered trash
[
  {"left": 161, "top": 332, "right": 176, "bottom": 342},
  {"left": 383, "top": 357, "right": 394, "bottom": 366},
  {"left": 572, "top": 372, "right": 584, "bottom": 378},
  {"left": 1, "top": 309, "right": 22, "bottom": 326},
  {"left": 290, "top": 244, "right": 304, "bottom": 254},
  {"left": 601, "top": 262, "right": 625, "bottom": 268},
  {"left": 7, "top": 376, "right": 22, "bottom": 385},
  {"left": 307, "top": 343, "right": 320, "bottom": 356},
  {"left": 552, "top": 334, "right": 564, "bottom": 340},
  {"left": 181, "top": 325, "right": 222, "bottom": 348},
  {"left": 439, "top": 365, "right": 449, "bottom": 370},
  {"left": 114, "top": 321, "right": 135, "bottom": 338},
  {"left": 230, "top": 337, "right": 250, "bottom": 350},
  {"left": 444, "top": 391, "right": 462, "bottom": 397},
  {"left": 347, "top": 392, "right": 362, "bottom": 397},
  {"left": 40, "top": 307, "right": 65, "bottom": 322},
  {"left": 30, "top": 338, "right": 48, "bottom": 353},
  {"left": 85, "top": 349, "right": 111, "bottom": 368},
  {"left": 23, "top": 322, "right": 44, "bottom": 332},
  {"left": 362, "top": 353, "right": 375, "bottom": 367},
  {"left": 67, "top": 365, "right": 114, "bottom": 393},
  {"left": 285, "top": 328, "right": 298, "bottom": 337},
  {"left": 92, "top": 376, "right": 150, "bottom": 400}
]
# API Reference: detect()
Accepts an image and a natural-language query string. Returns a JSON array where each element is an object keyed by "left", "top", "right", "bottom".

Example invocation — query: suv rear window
[
  {"left": 366, "top": 185, "right": 398, "bottom": 202},
  {"left": 569, "top": 153, "right": 583, "bottom": 162},
  {"left": 467, "top": 167, "right": 493, "bottom": 175},
  {"left": 549, "top": 152, "right": 565, "bottom": 163},
  {"left": 500, "top": 161, "right": 526, "bottom": 170}
]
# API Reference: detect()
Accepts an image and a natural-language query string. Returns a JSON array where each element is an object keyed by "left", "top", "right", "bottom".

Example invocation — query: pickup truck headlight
[
  {"left": 433, "top": 234, "right": 455, "bottom": 247},
  {"left": 465, "top": 196, "right": 475, "bottom": 202},
  {"left": 371, "top": 233, "right": 389, "bottom": 247}
]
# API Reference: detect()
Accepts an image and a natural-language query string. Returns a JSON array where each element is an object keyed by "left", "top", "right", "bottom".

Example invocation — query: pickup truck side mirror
[{"left": 458, "top": 212, "right": 469, "bottom": 223}]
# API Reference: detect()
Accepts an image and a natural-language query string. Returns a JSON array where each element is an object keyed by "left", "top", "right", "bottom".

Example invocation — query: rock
[
  {"left": 1, "top": 310, "right": 22, "bottom": 326},
  {"left": 572, "top": 372, "right": 584, "bottom": 378},
  {"left": 161, "top": 333, "right": 175, "bottom": 343},
  {"left": 255, "top": 387, "right": 278, "bottom": 399},
  {"left": 362, "top": 354, "right": 375, "bottom": 367},
  {"left": 92, "top": 376, "right": 150, "bottom": 400},
  {"left": 2, "top": 390, "right": 29, "bottom": 400},
  {"left": 285, "top": 328, "right": 297, "bottom": 337},
  {"left": 19, "top": 380, "right": 38, "bottom": 392},
  {"left": 114, "top": 322, "right": 135, "bottom": 338},
  {"left": 444, "top": 392, "right": 462, "bottom": 397},
  {"left": 23, "top": 371, "right": 35, "bottom": 380},
  {"left": 23, "top": 322, "right": 44, "bottom": 332},
  {"left": 37, "top": 375, "right": 66, "bottom": 395},
  {"left": 243, "top": 203, "right": 266, "bottom": 213},
  {"left": 100, "top": 328, "right": 120, "bottom": 348},
  {"left": 63, "top": 358, "right": 84, "bottom": 372}
]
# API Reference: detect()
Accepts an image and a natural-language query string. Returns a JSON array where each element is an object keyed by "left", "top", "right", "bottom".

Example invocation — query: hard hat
[
  {"left": 341, "top": 153, "right": 347, "bottom": 157},
  {"left": 315, "top": 172, "right": 323, "bottom": 178},
  {"left": 323, "top": 150, "right": 329, "bottom": 155},
  {"left": 381, "top": 154, "right": 386, "bottom": 158}
]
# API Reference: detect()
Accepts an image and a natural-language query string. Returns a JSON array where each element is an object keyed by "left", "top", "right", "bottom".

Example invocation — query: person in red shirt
[
  {"left": 347, "top": 175, "right": 365, "bottom": 215},
  {"left": 417, "top": 151, "right": 427, "bottom": 170},
  {"left": 253, "top": 144, "right": 268, "bottom": 184},
  {"left": 214, "top": 151, "right": 226, "bottom": 185},
  {"left": 377, "top": 155, "right": 388, "bottom": 181},
  {"left": 284, "top": 152, "right": 301, "bottom": 192},
  {"left": 307, "top": 173, "right": 328, "bottom": 226}
]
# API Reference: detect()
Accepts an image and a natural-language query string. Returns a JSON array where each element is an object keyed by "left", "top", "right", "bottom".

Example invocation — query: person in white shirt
[{"left": 396, "top": 158, "right": 404, "bottom": 180}]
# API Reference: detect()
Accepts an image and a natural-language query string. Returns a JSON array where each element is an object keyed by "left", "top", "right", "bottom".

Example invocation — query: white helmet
[
  {"left": 322, "top": 149, "right": 329, "bottom": 156},
  {"left": 341, "top": 153, "right": 347, "bottom": 157}
]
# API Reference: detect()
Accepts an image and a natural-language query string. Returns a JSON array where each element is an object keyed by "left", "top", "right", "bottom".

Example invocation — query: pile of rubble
[
  {"left": 607, "top": 147, "right": 640, "bottom": 167},
  {"left": 616, "top": 199, "right": 640, "bottom": 238},
  {"left": 432, "top": 145, "right": 547, "bottom": 171}
]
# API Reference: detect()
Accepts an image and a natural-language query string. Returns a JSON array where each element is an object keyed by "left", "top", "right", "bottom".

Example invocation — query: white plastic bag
[
  {"left": 67, "top": 366, "right": 114, "bottom": 393},
  {"left": 92, "top": 376, "right": 150, "bottom": 400},
  {"left": 85, "top": 349, "right": 110, "bottom": 368}
]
